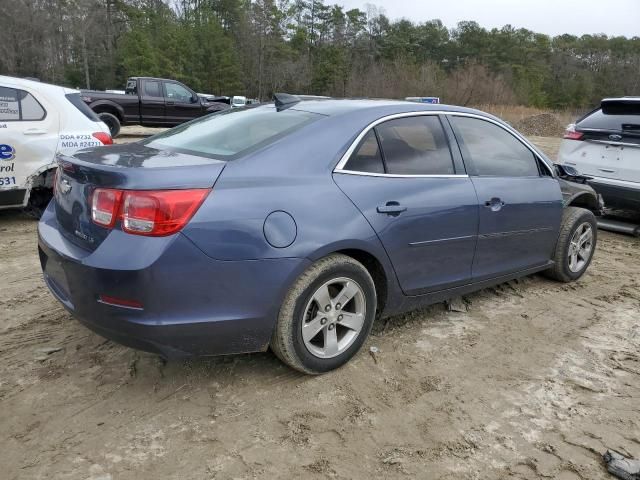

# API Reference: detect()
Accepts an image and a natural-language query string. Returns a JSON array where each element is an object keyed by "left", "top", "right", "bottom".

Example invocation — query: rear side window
[
  {"left": 375, "top": 116, "right": 454, "bottom": 175},
  {"left": 0, "top": 87, "right": 46, "bottom": 121},
  {"left": 451, "top": 116, "right": 539, "bottom": 177},
  {"left": 144, "top": 81, "right": 162, "bottom": 98},
  {"left": 577, "top": 108, "right": 640, "bottom": 132},
  {"left": 65, "top": 93, "right": 99, "bottom": 121},
  {"left": 0, "top": 87, "right": 20, "bottom": 120},
  {"left": 344, "top": 130, "right": 385, "bottom": 173},
  {"left": 143, "top": 106, "right": 320, "bottom": 160}
]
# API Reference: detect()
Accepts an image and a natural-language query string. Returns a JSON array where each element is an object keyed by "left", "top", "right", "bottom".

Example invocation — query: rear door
[
  {"left": 0, "top": 84, "right": 59, "bottom": 206},
  {"left": 139, "top": 79, "right": 165, "bottom": 125},
  {"left": 163, "top": 81, "right": 202, "bottom": 124},
  {"left": 449, "top": 115, "right": 562, "bottom": 281},
  {"left": 333, "top": 114, "right": 479, "bottom": 295},
  {"left": 561, "top": 103, "right": 640, "bottom": 183}
]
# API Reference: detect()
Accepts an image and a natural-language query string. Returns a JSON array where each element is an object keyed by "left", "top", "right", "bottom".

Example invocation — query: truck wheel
[
  {"left": 270, "top": 254, "right": 377, "bottom": 374},
  {"left": 98, "top": 113, "right": 120, "bottom": 138},
  {"left": 545, "top": 207, "right": 597, "bottom": 282}
]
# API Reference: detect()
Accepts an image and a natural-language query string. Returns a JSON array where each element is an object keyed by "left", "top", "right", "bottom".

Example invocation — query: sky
[{"left": 334, "top": 0, "right": 640, "bottom": 37}]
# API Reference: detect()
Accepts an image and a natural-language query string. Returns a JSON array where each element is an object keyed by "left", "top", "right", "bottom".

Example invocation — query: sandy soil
[{"left": 1, "top": 137, "right": 639, "bottom": 480}]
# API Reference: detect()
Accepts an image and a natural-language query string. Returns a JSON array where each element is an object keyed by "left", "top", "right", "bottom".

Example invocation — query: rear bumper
[
  {"left": 38, "top": 202, "right": 309, "bottom": 358},
  {"left": 588, "top": 176, "right": 640, "bottom": 211}
]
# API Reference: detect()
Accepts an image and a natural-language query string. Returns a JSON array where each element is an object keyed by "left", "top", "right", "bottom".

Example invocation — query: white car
[
  {"left": 558, "top": 97, "right": 640, "bottom": 211},
  {"left": 0, "top": 76, "right": 112, "bottom": 216},
  {"left": 231, "top": 96, "right": 247, "bottom": 108}
]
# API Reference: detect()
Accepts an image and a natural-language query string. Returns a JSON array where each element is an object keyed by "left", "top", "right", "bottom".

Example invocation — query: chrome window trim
[
  {"left": 336, "top": 170, "right": 468, "bottom": 179},
  {"left": 333, "top": 110, "right": 555, "bottom": 177}
]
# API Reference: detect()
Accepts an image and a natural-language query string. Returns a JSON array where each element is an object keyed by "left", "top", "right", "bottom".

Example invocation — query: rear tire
[
  {"left": 545, "top": 207, "right": 597, "bottom": 282},
  {"left": 271, "top": 254, "right": 377, "bottom": 374},
  {"left": 98, "top": 112, "right": 121, "bottom": 138}
]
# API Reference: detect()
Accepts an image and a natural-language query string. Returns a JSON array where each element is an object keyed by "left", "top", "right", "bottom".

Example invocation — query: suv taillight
[
  {"left": 91, "top": 188, "right": 210, "bottom": 236},
  {"left": 92, "top": 132, "right": 113, "bottom": 145},
  {"left": 563, "top": 124, "right": 584, "bottom": 140}
]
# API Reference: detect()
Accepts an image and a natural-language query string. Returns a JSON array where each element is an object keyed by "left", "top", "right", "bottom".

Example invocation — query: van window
[
  {"left": 66, "top": 93, "right": 100, "bottom": 121},
  {"left": 0, "top": 87, "right": 45, "bottom": 121},
  {"left": 0, "top": 87, "right": 20, "bottom": 120}
]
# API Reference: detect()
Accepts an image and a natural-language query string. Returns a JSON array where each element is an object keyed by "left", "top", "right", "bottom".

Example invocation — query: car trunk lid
[{"left": 54, "top": 143, "right": 226, "bottom": 251}]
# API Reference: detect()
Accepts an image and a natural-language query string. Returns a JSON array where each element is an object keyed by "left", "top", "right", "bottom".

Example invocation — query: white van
[{"left": 0, "top": 76, "right": 112, "bottom": 216}]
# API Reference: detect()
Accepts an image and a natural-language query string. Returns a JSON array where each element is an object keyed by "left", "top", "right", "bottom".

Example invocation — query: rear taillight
[
  {"left": 563, "top": 124, "right": 583, "bottom": 140},
  {"left": 91, "top": 188, "right": 123, "bottom": 228},
  {"left": 90, "top": 188, "right": 210, "bottom": 236},
  {"left": 93, "top": 132, "right": 113, "bottom": 145}
]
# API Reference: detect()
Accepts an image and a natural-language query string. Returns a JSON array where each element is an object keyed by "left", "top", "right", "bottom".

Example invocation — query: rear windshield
[
  {"left": 142, "top": 106, "right": 321, "bottom": 160},
  {"left": 577, "top": 108, "right": 640, "bottom": 132},
  {"left": 66, "top": 93, "right": 100, "bottom": 121}
]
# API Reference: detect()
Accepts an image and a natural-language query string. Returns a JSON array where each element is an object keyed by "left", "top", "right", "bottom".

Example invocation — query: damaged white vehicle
[{"left": 0, "top": 76, "right": 112, "bottom": 217}]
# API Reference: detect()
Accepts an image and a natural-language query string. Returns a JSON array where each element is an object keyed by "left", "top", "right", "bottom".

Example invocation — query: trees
[{"left": 1, "top": 0, "right": 638, "bottom": 108}]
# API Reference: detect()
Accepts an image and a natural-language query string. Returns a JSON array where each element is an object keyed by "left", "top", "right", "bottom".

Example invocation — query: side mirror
[
  {"left": 191, "top": 94, "right": 200, "bottom": 104},
  {"left": 555, "top": 164, "right": 580, "bottom": 177},
  {"left": 555, "top": 163, "right": 592, "bottom": 183}
]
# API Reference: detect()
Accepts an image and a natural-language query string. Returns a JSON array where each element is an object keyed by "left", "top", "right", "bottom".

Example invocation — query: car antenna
[{"left": 273, "top": 93, "right": 301, "bottom": 111}]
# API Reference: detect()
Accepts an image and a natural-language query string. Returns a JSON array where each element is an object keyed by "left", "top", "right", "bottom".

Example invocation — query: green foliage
[{"left": 2, "top": 0, "right": 638, "bottom": 108}]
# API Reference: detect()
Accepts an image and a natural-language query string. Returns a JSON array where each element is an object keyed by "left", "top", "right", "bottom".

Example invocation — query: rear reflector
[
  {"left": 92, "top": 132, "right": 113, "bottom": 145},
  {"left": 90, "top": 188, "right": 210, "bottom": 236},
  {"left": 98, "top": 294, "right": 143, "bottom": 309},
  {"left": 563, "top": 124, "right": 583, "bottom": 140}
]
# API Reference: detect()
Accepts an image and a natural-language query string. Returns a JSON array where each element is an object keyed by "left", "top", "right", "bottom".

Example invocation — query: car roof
[
  {"left": 0, "top": 75, "right": 78, "bottom": 95},
  {"left": 287, "top": 98, "right": 490, "bottom": 118}
]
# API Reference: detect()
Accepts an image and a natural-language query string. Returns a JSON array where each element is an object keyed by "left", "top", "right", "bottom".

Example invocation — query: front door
[
  {"left": 448, "top": 115, "right": 563, "bottom": 281},
  {"left": 0, "top": 84, "right": 59, "bottom": 206},
  {"left": 163, "top": 81, "right": 202, "bottom": 124},
  {"left": 334, "top": 115, "right": 479, "bottom": 295}
]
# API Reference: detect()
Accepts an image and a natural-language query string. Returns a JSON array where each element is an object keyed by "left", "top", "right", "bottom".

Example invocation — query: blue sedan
[{"left": 38, "top": 95, "right": 601, "bottom": 374}]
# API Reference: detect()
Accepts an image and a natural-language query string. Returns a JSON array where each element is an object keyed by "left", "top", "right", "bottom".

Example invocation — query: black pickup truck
[{"left": 81, "top": 77, "right": 230, "bottom": 137}]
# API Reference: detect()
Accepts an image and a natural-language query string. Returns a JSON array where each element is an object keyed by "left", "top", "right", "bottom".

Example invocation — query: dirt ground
[{"left": 1, "top": 136, "right": 640, "bottom": 480}]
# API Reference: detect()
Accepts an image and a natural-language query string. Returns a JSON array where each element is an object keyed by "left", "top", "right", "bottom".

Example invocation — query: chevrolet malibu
[{"left": 38, "top": 96, "right": 601, "bottom": 374}]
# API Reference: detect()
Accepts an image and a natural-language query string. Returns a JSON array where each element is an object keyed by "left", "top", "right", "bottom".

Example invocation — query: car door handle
[
  {"left": 484, "top": 198, "right": 505, "bottom": 212},
  {"left": 598, "top": 168, "right": 616, "bottom": 173},
  {"left": 166, "top": 101, "right": 175, "bottom": 105},
  {"left": 377, "top": 202, "right": 407, "bottom": 216},
  {"left": 23, "top": 128, "right": 47, "bottom": 135}
]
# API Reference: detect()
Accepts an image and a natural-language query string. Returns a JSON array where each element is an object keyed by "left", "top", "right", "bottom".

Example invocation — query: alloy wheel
[
  {"left": 568, "top": 222, "right": 594, "bottom": 273},
  {"left": 301, "top": 277, "right": 366, "bottom": 359}
]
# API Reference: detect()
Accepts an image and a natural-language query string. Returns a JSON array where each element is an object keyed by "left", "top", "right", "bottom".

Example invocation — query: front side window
[
  {"left": 344, "top": 130, "right": 384, "bottom": 173},
  {"left": 165, "top": 83, "right": 192, "bottom": 103},
  {"left": 0, "top": 87, "right": 45, "bottom": 121},
  {"left": 451, "top": 116, "right": 539, "bottom": 177},
  {"left": 375, "top": 116, "right": 455, "bottom": 175},
  {"left": 143, "top": 106, "right": 320, "bottom": 159}
]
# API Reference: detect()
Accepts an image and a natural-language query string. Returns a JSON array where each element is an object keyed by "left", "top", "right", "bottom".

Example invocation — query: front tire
[
  {"left": 271, "top": 254, "right": 377, "bottom": 374},
  {"left": 545, "top": 207, "right": 597, "bottom": 282}
]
